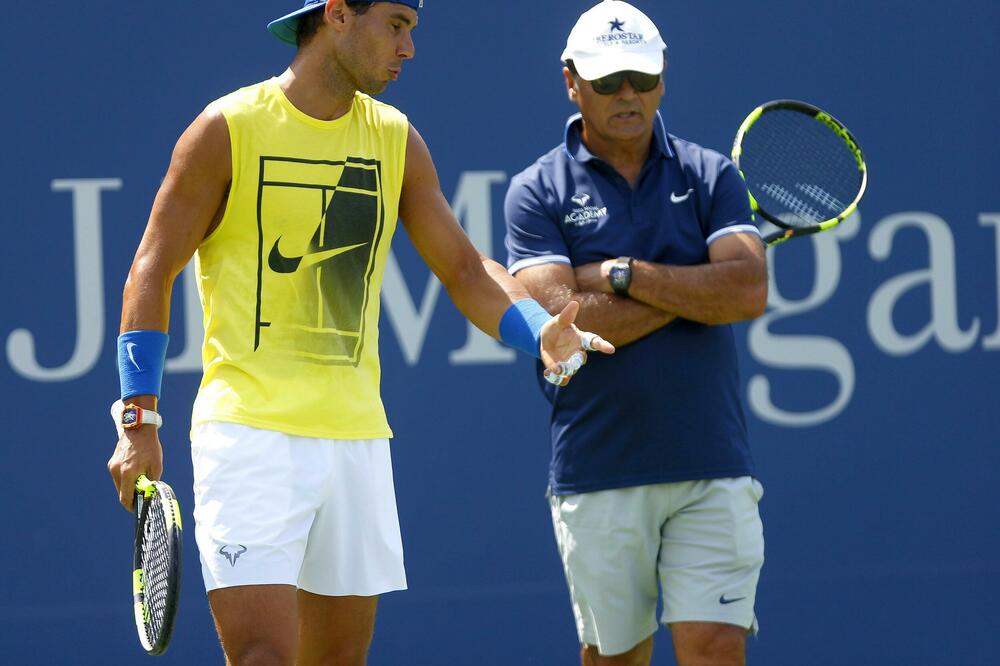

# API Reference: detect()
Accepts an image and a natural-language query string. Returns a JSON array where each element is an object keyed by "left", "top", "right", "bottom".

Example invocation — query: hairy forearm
[
  {"left": 628, "top": 258, "right": 767, "bottom": 325},
  {"left": 533, "top": 282, "right": 672, "bottom": 348}
]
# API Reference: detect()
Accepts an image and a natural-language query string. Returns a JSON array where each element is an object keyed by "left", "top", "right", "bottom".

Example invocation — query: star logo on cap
[{"left": 609, "top": 18, "right": 625, "bottom": 32}]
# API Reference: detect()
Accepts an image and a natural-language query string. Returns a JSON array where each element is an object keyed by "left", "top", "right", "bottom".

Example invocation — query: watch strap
[{"left": 134, "top": 406, "right": 163, "bottom": 429}]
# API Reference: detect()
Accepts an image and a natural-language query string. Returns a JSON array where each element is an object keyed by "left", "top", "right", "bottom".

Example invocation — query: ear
[
  {"left": 563, "top": 67, "right": 578, "bottom": 103},
  {"left": 325, "top": 0, "right": 349, "bottom": 29}
]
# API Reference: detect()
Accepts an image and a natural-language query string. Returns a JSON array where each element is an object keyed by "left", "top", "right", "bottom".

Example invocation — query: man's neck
[
  {"left": 580, "top": 123, "right": 654, "bottom": 189},
  {"left": 277, "top": 50, "right": 358, "bottom": 122}
]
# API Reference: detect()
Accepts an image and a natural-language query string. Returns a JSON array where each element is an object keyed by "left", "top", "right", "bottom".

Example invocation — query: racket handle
[{"left": 135, "top": 474, "right": 155, "bottom": 497}]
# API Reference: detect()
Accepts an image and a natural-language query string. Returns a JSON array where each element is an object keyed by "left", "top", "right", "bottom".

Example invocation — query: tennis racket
[
  {"left": 731, "top": 99, "right": 868, "bottom": 247},
  {"left": 133, "top": 474, "right": 182, "bottom": 655}
]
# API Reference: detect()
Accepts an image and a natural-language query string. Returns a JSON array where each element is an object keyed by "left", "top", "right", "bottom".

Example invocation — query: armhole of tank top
[
  {"left": 398, "top": 116, "right": 410, "bottom": 196},
  {"left": 200, "top": 108, "right": 239, "bottom": 247}
]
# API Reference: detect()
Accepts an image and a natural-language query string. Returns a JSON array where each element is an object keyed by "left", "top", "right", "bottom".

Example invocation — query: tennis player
[
  {"left": 106, "top": 1, "right": 612, "bottom": 663},
  {"left": 504, "top": 2, "right": 767, "bottom": 665}
]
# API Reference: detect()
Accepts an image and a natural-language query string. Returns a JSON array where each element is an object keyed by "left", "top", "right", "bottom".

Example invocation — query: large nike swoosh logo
[
  {"left": 268, "top": 239, "right": 368, "bottom": 274},
  {"left": 670, "top": 188, "right": 694, "bottom": 204},
  {"left": 126, "top": 342, "right": 141, "bottom": 371},
  {"left": 719, "top": 595, "right": 746, "bottom": 605}
]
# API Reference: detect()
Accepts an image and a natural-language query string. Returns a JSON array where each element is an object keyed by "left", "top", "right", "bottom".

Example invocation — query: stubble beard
[{"left": 339, "top": 32, "right": 389, "bottom": 96}]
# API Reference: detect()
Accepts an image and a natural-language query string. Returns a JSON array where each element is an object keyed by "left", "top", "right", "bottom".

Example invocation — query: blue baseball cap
[{"left": 268, "top": 0, "right": 424, "bottom": 46}]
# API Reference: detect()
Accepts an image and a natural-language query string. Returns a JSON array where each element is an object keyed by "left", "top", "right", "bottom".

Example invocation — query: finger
[
  {"left": 580, "top": 331, "right": 615, "bottom": 354},
  {"left": 107, "top": 453, "right": 121, "bottom": 492},
  {"left": 120, "top": 469, "right": 139, "bottom": 512},
  {"left": 556, "top": 300, "right": 580, "bottom": 328},
  {"left": 545, "top": 370, "right": 571, "bottom": 387},
  {"left": 556, "top": 351, "right": 586, "bottom": 376}
]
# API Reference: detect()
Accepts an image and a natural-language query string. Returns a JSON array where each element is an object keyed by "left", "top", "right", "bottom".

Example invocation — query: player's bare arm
[
  {"left": 514, "top": 262, "right": 674, "bottom": 348},
  {"left": 108, "top": 108, "right": 232, "bottom": 511},
  {"left": 398, "top": 124, "right": 613, "bottom": 372},
  {"left": 575, "top": 232, "right": 767, "bottom": 325}
]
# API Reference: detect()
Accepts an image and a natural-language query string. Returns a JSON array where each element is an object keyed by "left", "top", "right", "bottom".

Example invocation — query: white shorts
[
  {"left": 549, "top": 477, "right": 764, "bottom": 656},
  {"left": 191, "top": 421, "right": 407, "bottom": 596}
]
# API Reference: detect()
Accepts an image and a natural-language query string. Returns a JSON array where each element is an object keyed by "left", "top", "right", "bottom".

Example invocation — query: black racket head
[
  {"left": 133, "top": 476, "right": 183, "bottom": 656},
  {"left": 732, "top": 99, "right": 867, "bottom": 244}
]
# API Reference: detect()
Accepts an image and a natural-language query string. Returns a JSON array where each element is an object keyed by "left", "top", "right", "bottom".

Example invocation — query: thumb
[{"left": 556, "top": 300, "right": 580, "bottom": 328}]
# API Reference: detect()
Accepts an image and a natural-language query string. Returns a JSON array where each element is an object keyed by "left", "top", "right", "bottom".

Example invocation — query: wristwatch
[
  {"left": 117, "top": 402, "right": 163, "bottom": 430},
  {"left": 608, "top": 256, "right": 633, "bottom": 296}
]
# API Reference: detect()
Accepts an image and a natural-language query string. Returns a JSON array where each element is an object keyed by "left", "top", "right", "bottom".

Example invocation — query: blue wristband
[
  {"left": 117, "top": 330, "right": 169, "bottom": 400},
  {"left": 499, "top": 300, "right": 550, "bottom": 359}
]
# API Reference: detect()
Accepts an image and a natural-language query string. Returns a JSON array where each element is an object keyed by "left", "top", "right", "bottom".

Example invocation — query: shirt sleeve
[
  {"left": 503, "top": 171, "right": 572, "bottom": 275},
  {"left": 705, "top": 159, "right": 761, "bottom": 246}
]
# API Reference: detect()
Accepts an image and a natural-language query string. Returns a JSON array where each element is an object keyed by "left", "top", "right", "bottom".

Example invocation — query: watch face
[
  {"left": 122, "top": 409, "right": 138, "bottom": 426},
  {"left": 610, "top": 265, "right": 628, "bottom": 287},
  {"left": 609, "top": 259, "right": 631, "bottom": 294}
]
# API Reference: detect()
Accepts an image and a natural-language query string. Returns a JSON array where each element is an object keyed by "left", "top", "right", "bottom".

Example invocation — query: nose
[
  {"left": 398, "top": 31, "right": 415, "bottom": 60},
  {"left": 616, "top": 79, "right": 638, "bottom": 99}
]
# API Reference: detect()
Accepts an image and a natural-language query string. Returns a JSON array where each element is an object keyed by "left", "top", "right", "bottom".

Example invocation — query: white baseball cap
[{"left": 561, "top": 0, "right": 667, "bottom": 80}]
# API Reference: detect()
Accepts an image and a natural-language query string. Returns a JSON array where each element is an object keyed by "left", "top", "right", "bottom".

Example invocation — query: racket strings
[
  {"left": 741, "top": 108, "right": 862, "bottom": 228},
  {"left": 140, "top": 493, "right": 174, "bottom": 642}
]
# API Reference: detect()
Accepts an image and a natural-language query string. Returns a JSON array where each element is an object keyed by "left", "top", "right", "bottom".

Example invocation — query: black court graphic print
[{"left": 255, "top": 156, "right": 386, "bottom": 365}]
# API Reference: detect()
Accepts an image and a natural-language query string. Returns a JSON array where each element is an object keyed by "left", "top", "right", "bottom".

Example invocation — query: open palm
[{"left": 539, "top": 301, "right": 615, "bottom": 385}]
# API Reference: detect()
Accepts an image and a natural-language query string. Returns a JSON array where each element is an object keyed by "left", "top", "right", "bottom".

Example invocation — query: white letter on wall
[
  {"left": 447, "top": 171, "right": 516, "bottom": 364},
  {"left": 868, "top": 212, "right": 979, "bottom": 355},
  {"left": 747, "top": 214, "right": 859, "bottom": 427},
  {"left": 979, "top": 213, "right": 1000, "bottom": 350},
  {"left": 381, "top": 171, "right": 515, "bottom": 366},
  {"left": 381, "top": 254, "right": 445, "bottom": 366},
  {"left": 7, "top": 179, "right": 121, "bottom": 381}
]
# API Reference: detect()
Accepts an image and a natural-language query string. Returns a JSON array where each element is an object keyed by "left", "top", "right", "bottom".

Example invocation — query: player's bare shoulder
[{"left": 168, "top": 104, "right": 232, "bottom": 185}]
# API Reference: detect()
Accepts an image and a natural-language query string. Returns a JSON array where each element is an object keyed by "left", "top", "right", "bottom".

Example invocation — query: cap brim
[
  {"left": 267, "top": 4, "right": 325, "bottom": 46},
  {"left": 569, "top": 51, "right": 664, "bottom": 80}
]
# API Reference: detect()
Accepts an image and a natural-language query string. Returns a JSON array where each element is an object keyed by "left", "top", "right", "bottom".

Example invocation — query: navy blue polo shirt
[{"left": 504, "top": 112, "right": 760, "bottom": 495}]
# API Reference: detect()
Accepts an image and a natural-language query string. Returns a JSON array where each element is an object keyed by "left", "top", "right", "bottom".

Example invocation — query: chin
[
  {"left": 360, "top": 80, "right": 390, "bottom": 95},
  {"left": 606, "top": 124, "right": 646, "bottom": 141}
]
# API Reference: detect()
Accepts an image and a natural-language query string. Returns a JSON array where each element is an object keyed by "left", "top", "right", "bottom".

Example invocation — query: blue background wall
[{"left": 1, "top": 1, "right": 997, "bottom": 663}]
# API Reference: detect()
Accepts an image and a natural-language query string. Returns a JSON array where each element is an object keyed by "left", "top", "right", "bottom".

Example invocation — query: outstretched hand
[{"left": 539, "top": 301, "right": 615, "bottom": 386}]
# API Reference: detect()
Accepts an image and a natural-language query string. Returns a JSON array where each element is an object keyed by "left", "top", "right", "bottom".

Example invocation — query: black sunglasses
[{"left": 587, "top": 70, "right": 661, "bottom": 95}]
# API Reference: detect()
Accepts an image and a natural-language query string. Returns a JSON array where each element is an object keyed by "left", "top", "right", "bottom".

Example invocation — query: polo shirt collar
[{"left": 563, "top": 110, "right": 675, "bottom": 163}]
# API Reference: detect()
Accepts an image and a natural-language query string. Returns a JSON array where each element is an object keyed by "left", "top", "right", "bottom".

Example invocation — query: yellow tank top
[{"left": 191, "top": 78, "right": 407, "bottom": 440}]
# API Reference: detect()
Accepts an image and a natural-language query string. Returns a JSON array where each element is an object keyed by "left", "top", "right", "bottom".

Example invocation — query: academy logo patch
[{"left": 565, "top": 193, "right": 608, "bottom": 227}]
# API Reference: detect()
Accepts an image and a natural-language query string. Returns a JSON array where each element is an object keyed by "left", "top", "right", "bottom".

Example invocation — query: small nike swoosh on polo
[
  {"left": 126, "top": 342, "right": 141, "bottom": 371},
  {"left": 719, "top": 595, "right": 746, "bottom": 605},
  {"left": 671, "top": 188, "right": 694, "bottom": 204}
]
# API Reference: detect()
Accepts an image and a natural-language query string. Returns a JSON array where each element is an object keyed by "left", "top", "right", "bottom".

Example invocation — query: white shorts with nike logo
[
  {"left": 549, "top": 477, "right": 764, "bottom": 656},
  {"left": 191, "top": 421, "right": 407, "bottom": 596}
]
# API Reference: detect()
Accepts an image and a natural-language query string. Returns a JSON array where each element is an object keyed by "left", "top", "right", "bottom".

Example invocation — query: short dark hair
[{"left": 296, "top": 0, "right": 376, "bottom": 48}]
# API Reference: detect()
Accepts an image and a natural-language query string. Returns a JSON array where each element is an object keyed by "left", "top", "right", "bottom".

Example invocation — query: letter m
[{"left": 381, "top": 171, "right": 516, "bottom": 366}]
